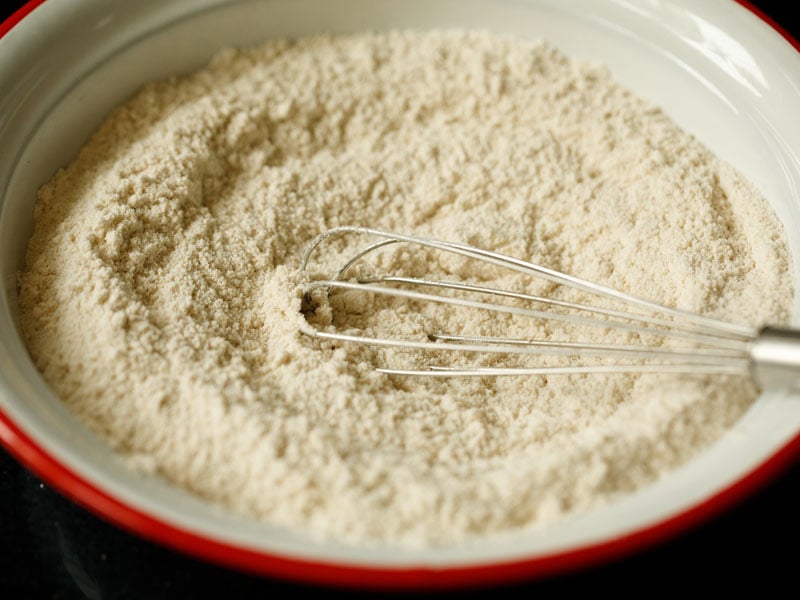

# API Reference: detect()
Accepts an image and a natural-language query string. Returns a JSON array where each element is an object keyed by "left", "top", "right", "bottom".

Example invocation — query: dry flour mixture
[{"left": 18, "top": 31, "right": 793, "bottom": 544}]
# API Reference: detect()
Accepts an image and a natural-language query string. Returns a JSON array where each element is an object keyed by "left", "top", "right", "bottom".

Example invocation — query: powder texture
[{"left": 18, "top": 31, "right": 793, "bottom": 545}]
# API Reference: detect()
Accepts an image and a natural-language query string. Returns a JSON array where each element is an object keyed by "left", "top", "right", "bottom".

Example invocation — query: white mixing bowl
[{"left": 1, "top": 0, "right": 800, "bottom": 590}]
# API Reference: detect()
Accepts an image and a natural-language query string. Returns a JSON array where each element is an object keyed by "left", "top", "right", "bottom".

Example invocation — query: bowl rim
[{"left": 1, "top": 0, "right": 799, "bottom": 591}]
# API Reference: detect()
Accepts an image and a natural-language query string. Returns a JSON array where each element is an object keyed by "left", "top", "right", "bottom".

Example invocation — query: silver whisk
[{"left": 299, "top": 226, "right": 800, "bottom": 392}]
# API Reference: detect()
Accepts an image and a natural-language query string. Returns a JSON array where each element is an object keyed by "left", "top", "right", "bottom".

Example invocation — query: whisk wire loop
[{"left": 299, "top": 227, "right": 761, "bottom": 377}]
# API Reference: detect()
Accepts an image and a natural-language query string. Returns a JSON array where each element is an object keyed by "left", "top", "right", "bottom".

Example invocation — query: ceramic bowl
[{"left": 1, "top": 0, "right": 799, "bottom": 590}]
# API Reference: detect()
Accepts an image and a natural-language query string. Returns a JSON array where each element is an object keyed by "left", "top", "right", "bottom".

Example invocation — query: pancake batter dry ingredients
[{"left": 18, "top": 31, "right": 793, "bottom": 545}]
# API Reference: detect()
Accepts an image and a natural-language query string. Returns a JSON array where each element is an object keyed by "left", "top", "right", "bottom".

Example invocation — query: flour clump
[{"left": 18, "top": 31, "right": 793, "bottom": 545}]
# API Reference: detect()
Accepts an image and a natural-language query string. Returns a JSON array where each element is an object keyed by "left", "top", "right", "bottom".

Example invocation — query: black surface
[{"left": 1, "top": 1, "right": 799, "bottom": 598}]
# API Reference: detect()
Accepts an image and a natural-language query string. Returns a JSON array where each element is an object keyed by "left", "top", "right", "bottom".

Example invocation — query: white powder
[{"left": 18, "top": 31, "right": 793, "bottom": 545}]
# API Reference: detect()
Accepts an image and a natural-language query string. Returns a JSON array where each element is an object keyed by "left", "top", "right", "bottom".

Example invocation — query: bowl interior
[{"left": 1, "top": 0, "right": 800, "bottom": 569}]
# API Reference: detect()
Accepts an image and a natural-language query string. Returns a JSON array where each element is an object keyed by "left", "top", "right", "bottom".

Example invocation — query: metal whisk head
[{"left": 297, "top": 226, "right": 762, "bottom": 378}]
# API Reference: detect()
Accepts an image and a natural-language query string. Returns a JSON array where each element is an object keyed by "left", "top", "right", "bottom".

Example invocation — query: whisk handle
[{"left": 751, "top": 327, "right": 800, "bottom": 392}]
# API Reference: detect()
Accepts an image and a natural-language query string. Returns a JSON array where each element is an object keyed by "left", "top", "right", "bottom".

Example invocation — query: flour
[{"left": 18, "top": 31, "right": 793, "bottom": 545}]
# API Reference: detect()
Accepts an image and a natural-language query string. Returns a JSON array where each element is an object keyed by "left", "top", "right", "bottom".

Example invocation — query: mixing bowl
[{"left": 1, "top": 0, "right": 800, "bottom": 590}]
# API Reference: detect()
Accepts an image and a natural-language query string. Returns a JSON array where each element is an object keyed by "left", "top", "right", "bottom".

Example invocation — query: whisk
[{"left": 298, "top": 226, "right": 800, "bottom": 392}]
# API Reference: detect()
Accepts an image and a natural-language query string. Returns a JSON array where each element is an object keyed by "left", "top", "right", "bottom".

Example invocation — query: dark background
[{"left": 1, "top": 1, "right": 798, "bottom": 598}]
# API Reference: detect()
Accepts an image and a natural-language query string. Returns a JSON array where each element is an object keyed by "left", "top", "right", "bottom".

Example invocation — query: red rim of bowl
[{"left": 1, "top": 0, "right": 799, "bottom": 591}]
